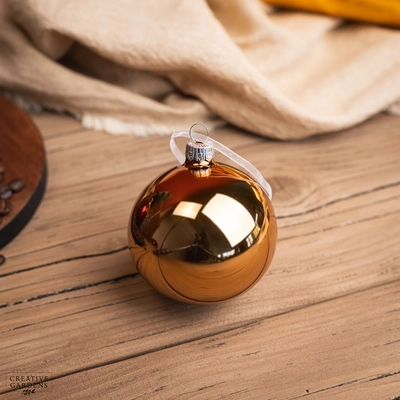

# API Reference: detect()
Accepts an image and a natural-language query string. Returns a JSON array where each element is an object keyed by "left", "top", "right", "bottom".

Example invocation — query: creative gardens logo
[{"left": 5, "top": 373, "right": 51, "bottom": 394}]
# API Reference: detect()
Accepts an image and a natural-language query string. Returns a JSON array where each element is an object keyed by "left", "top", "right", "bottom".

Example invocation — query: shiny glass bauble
[{"left": 128, "top": 162, "right": 277, "bottom": 304}]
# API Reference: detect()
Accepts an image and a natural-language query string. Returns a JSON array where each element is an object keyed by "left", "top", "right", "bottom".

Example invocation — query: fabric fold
[{"left": 1, "top": 0, "right": 400, "bottom": 139}]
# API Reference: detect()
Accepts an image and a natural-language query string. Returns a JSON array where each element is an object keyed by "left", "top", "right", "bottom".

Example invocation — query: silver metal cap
[
  {"left": 185, "top": 123, "right": 214, "bottom": 164},
  {"left": 185, "top": 141, "right": 214, "bottom": 164}
]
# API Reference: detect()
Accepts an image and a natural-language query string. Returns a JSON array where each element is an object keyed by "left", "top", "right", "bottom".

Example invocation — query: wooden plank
[
  {"left": 2, "top": 279, "right": 399, "bottom": 399},
  {"left": 42, "top": 125, "right": 265, "bottom": 194},
  {"left": 31, "top": 113, "right": 83, "bottom": 138}
]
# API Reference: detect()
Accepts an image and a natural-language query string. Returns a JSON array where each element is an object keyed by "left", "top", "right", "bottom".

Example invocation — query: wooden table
[{"left": 1, "top": 109, "right": 399, "bottom": 399}]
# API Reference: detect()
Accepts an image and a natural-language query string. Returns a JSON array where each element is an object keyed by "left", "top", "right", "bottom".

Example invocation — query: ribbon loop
[{"left": 170, "top": 131, "right": 272, "bottom": 199}]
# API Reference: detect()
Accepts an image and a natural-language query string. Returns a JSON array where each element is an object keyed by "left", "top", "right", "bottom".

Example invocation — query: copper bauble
[{"left": 128, "top": 135, "right": 277, "bottom": 304}]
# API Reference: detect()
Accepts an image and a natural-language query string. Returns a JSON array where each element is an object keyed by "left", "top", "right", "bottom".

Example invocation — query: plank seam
[{"left": 1, "top": 277, "right": 398, "bottom": 395}]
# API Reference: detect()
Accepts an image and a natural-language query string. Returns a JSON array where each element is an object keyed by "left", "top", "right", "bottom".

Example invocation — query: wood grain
[
  {"left": 0, "top": 110, "right": 399, "bottom": 399},
  {"left": 9, "top": 280, "right": 400, "bottom": 400}
]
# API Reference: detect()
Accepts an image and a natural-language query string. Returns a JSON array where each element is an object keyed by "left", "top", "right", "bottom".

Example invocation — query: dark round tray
[{"left": 0, "top": 96, "right": 47, "bottom": 249}]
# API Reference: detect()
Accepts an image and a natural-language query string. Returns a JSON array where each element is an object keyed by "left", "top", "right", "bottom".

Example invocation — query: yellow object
[{"left": 264, "top": 0, "right": 400, "bottom": 27}]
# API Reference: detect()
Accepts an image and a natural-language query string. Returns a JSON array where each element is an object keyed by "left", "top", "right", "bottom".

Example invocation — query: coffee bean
[
  {"left": 0, "top": 190, "right": 12, "bottom": 200},
  {"left": 0, "top": 159, "right": 26, "bottom": 242},
  {"left": 0, "top": 199, "right": 10, "bottom": 216},
  {"left": 0, "top": 254, "right": 5, "bottom": 266},
  {"left": 9, "top": 179, "right": 25, "bottom": 193},
  {"left": 0, "top": 185, "right": 12, "bottom": 200}
]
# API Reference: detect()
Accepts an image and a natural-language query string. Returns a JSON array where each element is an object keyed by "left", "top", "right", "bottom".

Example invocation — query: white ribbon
[{"left": 170, "top": 131, "right": 272, "bottom": 199}]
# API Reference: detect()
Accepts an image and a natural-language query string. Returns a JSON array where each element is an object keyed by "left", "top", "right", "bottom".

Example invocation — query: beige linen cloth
[{"left": 1, "top": 0, "right": 400, "bottom": 139}]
